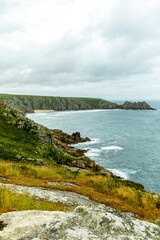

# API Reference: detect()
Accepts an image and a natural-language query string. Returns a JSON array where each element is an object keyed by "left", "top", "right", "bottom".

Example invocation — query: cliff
[
  {"left": 121, "top": 101, "right": 153, "bottom": 110},
  {"left": 0, "top": 101, "right": 109, "bottom": 173},
  {"left": 0, "top": 93, "right": 154, "bottom": 113}
]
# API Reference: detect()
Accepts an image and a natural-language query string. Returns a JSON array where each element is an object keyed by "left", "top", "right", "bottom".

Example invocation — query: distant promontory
[{"left": 0, "top": 93, "right": 155, "bottom": 113}]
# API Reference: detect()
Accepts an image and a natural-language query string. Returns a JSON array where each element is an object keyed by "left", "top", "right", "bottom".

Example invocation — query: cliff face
[
  {"left": 121, "top": 101, "right": 153, "bottom": 110},
  {"left": 0, "top": 94, "right": 118, "bottom": 113},
  {"left": 0, "top": 94, "right": 154, "bottom": 113},
  {"left": 0, "top": 102, "right": 109, "bottom": 174}
]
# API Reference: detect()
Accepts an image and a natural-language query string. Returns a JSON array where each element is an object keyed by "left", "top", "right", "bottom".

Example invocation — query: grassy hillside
[
  {"left": 0, "top": 102, "right": 77, "bottom": 166},
  {"left": 0, "top": 101, "right": 159, "bottom": 223},
  {"left": 0, "top": 93, "right": 118, "bottom": 113},
  {"left": 0, "top": 160, "right": 160, "bottom": 222},
  {"left": 0, "top": 101, "right": 106, "bottom": 172},
  {"left": 0, "top": 93, "right": 154, "bottom": 113}
]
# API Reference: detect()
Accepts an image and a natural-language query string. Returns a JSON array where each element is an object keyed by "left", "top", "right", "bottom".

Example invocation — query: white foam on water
[
  {"left": 69, "top": 109, "right": 108, "bottom": 113},
  {"left": 85, "top": 152, "right": 100, "bottom": 157},
  {"left": 108, "top": 169, "right": 128, "bottom": 180},
  {"left": 90, "top": 148, "right": 101, "bottom": 152},
  {"left": 85, "top": 148, "right": 101, "bottom": 157},
  {"left": 87, "top": 138, "right": 100, "bottom": 145},
  {"left": 53, "top": 113, "right": 67, "bottom": 116},
  {"left": 101, "top": 145, "right": 124, "bottom": 151},
  {"left": 127, "top": 169, "right": 138, "bottom": 175},
  {"left": 73, "top": 138, "right": 100, "bottom": 147},
  {"left": 108, "top": 168, "right": 139, "bottom": 180},
  {"left": 51, "top": 109, "right": 109, "bottom": 116}
]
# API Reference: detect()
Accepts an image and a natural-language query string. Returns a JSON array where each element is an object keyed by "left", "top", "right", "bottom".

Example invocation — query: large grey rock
[
  {"left": 0, "top": 183, "right": 159, "bottom": 239},
  {"left": 0, "top": 205, "right": 159, "bottom": 240}
]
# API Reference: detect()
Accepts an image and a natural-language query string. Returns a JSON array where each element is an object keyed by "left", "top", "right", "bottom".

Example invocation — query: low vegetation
[
  {"left": 0, "top": 160, "right": 160, "bottom": 222},
  {"left": 0, "top": 93, "right": 117, "bottom": 113},
  {"left": 0, "top": 186, "right": 71, "bottom": 214},
  {"left": 0, "top": 101, "right": 158, "bottom": 224},
  {"left": 0, "top": 103, "right": 76, "bottom": 166}
]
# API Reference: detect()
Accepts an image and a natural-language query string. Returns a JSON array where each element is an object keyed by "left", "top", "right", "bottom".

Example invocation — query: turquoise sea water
[{"left": 27, "top": 101, "right": 160, "bottom": 193}]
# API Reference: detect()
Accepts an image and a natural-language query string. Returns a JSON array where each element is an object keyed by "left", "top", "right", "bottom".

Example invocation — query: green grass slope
[
  {"left": 0, "top": 102, "right": 76, "bottom": 166},
  {"left": 0, "top": 93, "right": 118, "bottom": 113}
]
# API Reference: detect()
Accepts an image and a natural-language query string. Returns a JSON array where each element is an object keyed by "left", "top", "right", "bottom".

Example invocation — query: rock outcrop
[
  {"left": 1, "top": 102, "right": 54, "bottom": 145},
  {"left": 121, "top": 101, "right": 154, "bottom": 110},
  {"left": 53, "top": 129, "right": 90, "bottom": 157},
  {"left": 0, "top": 182, "right": 160, "bottom": 240},
  {"left": 52, "top": 129, "right": 110, "bottom": 175},
  {"left": 0, "top": 205, "right": 159, "bottom": 240},
  {"left": 52, "top": 129, "right": 91, "bottom": 145},
  {"left": 0, "top": 180, "right": 160, "bottom": 240}
]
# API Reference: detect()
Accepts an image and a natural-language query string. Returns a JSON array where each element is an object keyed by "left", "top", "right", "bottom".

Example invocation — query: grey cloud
[
  {"left": 0, "top": 0, "right": 160, "bottom": 99},
  {"left": 0, "top": 0, "right": 20, "bottom": 14}
]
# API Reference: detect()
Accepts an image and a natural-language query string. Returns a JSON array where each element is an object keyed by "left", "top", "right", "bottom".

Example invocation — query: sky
[{"left": 0, "top": 0, "right": 160, "bottom": 100}]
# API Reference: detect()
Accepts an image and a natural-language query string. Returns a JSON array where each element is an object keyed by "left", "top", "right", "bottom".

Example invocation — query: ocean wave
[
  {"left": 27, "top": 112, "right": 47, "bottom": 116},
  {"left": 85, "top": 152, "right": 100, "bottom": 157},
  {"left": 101, "top": 145, "right": 124, "bottom": 151},
  {"left": 127, "top": 169, "right": 138, "bottom": 175},
  {"left": 108, "top": 169, "right": 128, "bottom": 179},
  {"left": 74, "top": 138, "right": 100, "bottom": 147},
  {"left": 85, "top": 149, "right": 100, "bottom": 157},
  {"left": 70, "top": 109, "right": 108, "bottom": 113},
  {"left": 108, "top": 168, "right": 139, "bottom": 180},
  {"left": 52, "top": 109, "right": 108, "bottom": 116}
]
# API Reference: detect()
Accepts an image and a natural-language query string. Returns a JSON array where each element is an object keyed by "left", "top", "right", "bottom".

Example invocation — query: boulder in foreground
[{"left": 0, "top": 205, "right": 159, "bottom": 240}]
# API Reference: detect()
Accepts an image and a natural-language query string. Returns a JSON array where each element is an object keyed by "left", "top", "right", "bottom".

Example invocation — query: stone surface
[
  {"left": 0, "top": 205, "right": 160, "bottom": 240},
  {"left": 0, "top": 177, "right": 10, "bottom": 182},
  {"left": 47, "top": 181, "right": 80, "bottom": 187},
  {"left": 0, "top": 183, "right": 95, "bottom": 207},
  {"left": 0, "top": 183, "right": 160, "bottom": 239}
]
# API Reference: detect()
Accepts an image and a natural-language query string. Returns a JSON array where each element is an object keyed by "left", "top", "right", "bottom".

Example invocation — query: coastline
[{"left": 1, "top": 101, "right": 160, "bottom": 235}]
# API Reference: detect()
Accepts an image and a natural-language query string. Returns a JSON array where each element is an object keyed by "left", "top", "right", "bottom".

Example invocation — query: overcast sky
[{"left": 0, "top": 0, "right": 160, "bottom": 100}]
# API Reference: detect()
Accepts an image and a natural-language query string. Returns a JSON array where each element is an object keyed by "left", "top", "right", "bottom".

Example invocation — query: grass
[
  {"left": 0, "top": 93, "right": 117, "bottom": 113},
  {"left": 0, "top": 187, "right": 71, "bottom": 214},
  {"left": 0, "top": 105, "right": 46, "bottom": 161},
  {"left": 0, "top": 160, "right": 160, "bottom": 222},
  {"left": 0, "top": 104, "right": 77, "bottom": 167}
]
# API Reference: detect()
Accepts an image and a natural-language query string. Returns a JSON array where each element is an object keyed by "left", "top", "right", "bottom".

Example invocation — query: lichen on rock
[{"left": 0, "top": 205, "right": 159, "bottom": 240}]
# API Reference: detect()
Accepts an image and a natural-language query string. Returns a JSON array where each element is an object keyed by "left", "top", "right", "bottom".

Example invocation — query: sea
[{"left": 27, "top": 100, "right": 160, "bottom": 193}]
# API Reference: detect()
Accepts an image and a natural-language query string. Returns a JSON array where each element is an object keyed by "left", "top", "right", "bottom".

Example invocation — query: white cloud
[{"left": 0, "top": 0, "right": 160, "bottom": 100}]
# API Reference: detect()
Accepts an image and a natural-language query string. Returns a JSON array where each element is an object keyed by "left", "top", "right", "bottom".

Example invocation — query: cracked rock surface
[
  {"left": 0, "top": 205, "right": 160, "bottom": 240},
  {"left": 0, "top": 183, "right": 160, "bottom": 239}
]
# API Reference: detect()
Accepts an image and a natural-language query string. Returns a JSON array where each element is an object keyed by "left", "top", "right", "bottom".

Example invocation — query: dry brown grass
[
  {"left": 0, "top": 160, "right": 160, "bottom": 222},
  {"left": 0, "top": 187, "right": 72, "bottom": 215}
]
